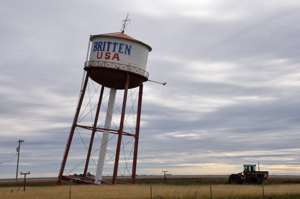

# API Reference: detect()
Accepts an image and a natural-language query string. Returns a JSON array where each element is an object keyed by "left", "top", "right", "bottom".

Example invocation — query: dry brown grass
[{"left": 1, "top": 184, "right": 300, "bottom": 199}]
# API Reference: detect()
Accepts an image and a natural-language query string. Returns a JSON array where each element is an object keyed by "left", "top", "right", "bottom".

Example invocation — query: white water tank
[{"left": 85, "top": 32, "right": 152, "bottom": 89}]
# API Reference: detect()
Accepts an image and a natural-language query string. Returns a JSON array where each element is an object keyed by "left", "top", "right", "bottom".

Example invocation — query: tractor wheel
[
  {"left": 256, "top": 175, "right": 264, "bottom": 184},
  {"left": 228, "top": 174, "right": 243, "bottom": 184}
]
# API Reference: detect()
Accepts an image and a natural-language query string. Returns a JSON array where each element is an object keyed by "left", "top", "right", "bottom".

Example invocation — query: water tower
[{"left": 58, "top": 25, "right": 152, "bottom": 184}]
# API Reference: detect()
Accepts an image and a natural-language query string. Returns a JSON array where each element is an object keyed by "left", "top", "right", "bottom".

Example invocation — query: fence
[{"left": 1, "top": 183, "right": 299, "bottom": 199}]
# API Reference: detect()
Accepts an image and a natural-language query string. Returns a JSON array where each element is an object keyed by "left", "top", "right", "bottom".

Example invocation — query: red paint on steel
[
  {"left": 132, "top": 84, "right": 143, "bottom": 183},
  {"left": 75, "top": 124, "right": 135, "bottom": 137},
  {"left": 83, "top": 86, "right": 104, "bottom": 176},
  {"left": 58, "top": 72, "right": 89, "bottom": 183},
  {"left": 112, "top": 73, "right": 130, "bottom": 184},
  {"left": 90, "top": 32, "right": 152, "bottom": 51}
]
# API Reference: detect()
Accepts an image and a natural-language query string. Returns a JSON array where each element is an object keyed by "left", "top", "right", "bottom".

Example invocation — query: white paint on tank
[{"left": 87, "top": 37, "right": 150, "bottom": 78}]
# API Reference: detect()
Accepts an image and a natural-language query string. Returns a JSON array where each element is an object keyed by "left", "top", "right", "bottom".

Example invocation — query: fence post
[
  {"left": 210, "top": 184, "right": 213, "bottom": 199},
  {"left": 194, "top": 191, "right": 198, "bottom": 199},
  {"left": 262, "top": 183, "right": 265, "bottom": 199},
  {"left": 150, "top": 184, "right": 153, "bottom": 199},
  {"left": 69, "top": 184, "right": 72, "bottom": 199}
]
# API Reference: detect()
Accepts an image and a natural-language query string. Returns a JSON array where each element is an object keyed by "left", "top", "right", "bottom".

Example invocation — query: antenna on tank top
[{"left": 121, "top": 13, "right": 130, "bottom": 33}]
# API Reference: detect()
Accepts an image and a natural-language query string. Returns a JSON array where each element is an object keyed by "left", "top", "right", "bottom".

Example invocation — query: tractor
[{"left": 229, "top": 164, "right": 269, "bottom": 184}]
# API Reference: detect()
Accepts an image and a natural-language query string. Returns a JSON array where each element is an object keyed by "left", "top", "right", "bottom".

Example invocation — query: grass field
[{"left": 1, "top": 184, "right": 300, "bottom": 199}]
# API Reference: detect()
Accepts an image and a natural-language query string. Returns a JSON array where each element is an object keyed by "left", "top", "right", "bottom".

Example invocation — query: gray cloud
[{"left": 1, "top": 0, "right": 300, "bottom": 178}]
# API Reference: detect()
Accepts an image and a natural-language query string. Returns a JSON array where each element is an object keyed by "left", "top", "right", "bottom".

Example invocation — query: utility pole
[
  {"left": 20, "top": 171, "right": 30, "bottom": 192},
  {"left": 16, "top": 139, "right": 24, "bottom": 182},
  {"left": 162, "top": 170, "right": 168, "bottom": 182}
]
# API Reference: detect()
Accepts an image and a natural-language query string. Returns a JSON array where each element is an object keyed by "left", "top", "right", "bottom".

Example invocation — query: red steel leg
[
  {"left": 58, "top": 72, "right": 89, "bottom": 183},
  {"left": 112, "top": 73, "right": 130, "bottom": 184},
  {"left": 83, "top": 85, "right": 104, "bottom": 176},
  {"left": 132, "top": 84, "right": 143, "bottom": 183}
]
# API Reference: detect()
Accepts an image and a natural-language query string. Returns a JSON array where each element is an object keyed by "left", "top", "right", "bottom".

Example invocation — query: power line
[{"left": 0, "top": 155, "right": 16, "bottom": 165}]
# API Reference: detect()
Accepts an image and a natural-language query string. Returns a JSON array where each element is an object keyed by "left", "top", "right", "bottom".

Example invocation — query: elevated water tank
[{"left": 84, "top": 32, "right": 152, "bottom": 89}]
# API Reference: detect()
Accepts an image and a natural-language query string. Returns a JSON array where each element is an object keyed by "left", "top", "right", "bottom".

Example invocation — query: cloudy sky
[{"left": 1, "top": 0, "right": 300, "bottom": 178}]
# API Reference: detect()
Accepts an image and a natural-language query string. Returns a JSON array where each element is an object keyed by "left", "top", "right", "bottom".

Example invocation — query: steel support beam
[
  {"left": 75, "top": 124, "right": 135, "bottom": 137},
  {"left": 83, "top": 85, "right": 104, "bottom": 176},
  {"left": 112, "top": 73, "right": 130, "bottom": 184},
  {"left": 58, "top": 72, "right": 89, "bottom": 183},
  {"left": 132, "top": 84, "right": 143, "bottom": 183}
]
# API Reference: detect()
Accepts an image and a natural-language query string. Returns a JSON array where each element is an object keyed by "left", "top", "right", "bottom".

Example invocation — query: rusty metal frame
[
  {"left": 76, "top": 124, "right": 135, "bottom": 137},
  {"left": 112, "top": 73, "right": 130, "bottom": 184},
  {"left": 83, "top": 85, "right": 105, "bottom": 176},
  {"left": 58, "top": 71, "right": 144, "bottom": 185},
  {"left": 58, "top": 71, "right": 89, "bottom": 183},
  {"left": 131, "top": 84, "right": 143, "bottom": 183}
]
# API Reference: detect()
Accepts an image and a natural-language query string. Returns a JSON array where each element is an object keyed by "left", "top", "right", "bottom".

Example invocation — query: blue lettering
[
  {"left": 93, "top": 41, "right": 132, "bottom": 56},
  {"left": 106, "top": 41, "right": 112, "bottom": 51},
  {"left": 124, "top": 44, "right": 131, "bottom": 55},
  {"left": 112, "top": 42, "right": 118, "bottom": 52},
  {"left": 101, "top": 42, "right": 106, "bottom": 51},
  {"left": 118, "top": 43, "right": 124, "bottom": 54},
  {"left": 93, "top": 42, "right": 99, "bottom": 51}
]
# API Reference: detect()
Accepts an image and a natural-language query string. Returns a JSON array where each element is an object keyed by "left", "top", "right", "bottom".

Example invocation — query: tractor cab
[{"left": 243, "top": 164, "right": 256, "bottom": 173}]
